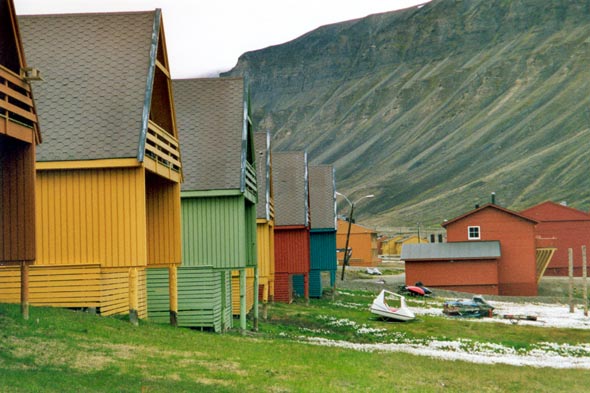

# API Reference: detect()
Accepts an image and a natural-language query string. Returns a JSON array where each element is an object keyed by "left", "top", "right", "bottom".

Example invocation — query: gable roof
[
  {"left": 173, "top": 77, "right": 250, "bottom": 192},
  {"left": 255, "top": 131, "right": 272, "bottom": 219},
  {"left": 401, "top": 241, "right": 501, "bottom": 261},
  {"left": 19, "top": 10, "right": 162, "bottom": 162},
  {"left": 309, "top": 165, "right": 336, "bottom": 230},
  {"left": 520, "top": 200, "right": 590, "bottom": 222},
  {"left": 272, "top": 151, "right": 309, "bottom": 227},
  {"left": 442, "top": 203, "right": 537, "bottom": 227}
]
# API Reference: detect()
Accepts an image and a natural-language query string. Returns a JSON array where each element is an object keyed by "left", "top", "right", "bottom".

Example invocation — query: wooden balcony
[
  {"left": 245, "top": 161, "right": 257, "bottom": 199},
  {"left": 144, "top": 120, "right": 182, "bottom": 182},
  {"left": 0, "top": 65, "right": 39, "bottom": 144}
]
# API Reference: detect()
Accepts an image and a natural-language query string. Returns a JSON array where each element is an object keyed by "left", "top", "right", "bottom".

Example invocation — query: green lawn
[{"left": 1, "top": 290, "right": 589, "bottom": 392}]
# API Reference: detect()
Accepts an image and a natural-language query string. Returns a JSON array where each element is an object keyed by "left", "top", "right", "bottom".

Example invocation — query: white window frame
[{"left": 468, "top": 226, "right": 480, "bottom": 240}]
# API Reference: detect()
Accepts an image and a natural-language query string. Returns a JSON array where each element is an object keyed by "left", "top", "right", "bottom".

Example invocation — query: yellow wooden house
[
  {"left": 1, "top": 10, "right": 182, "bottom": 323},
  {"left": 254, "top": 131, "right": 275, "bottom": 305},
  {"left": 0, "top": 0, "right": 41, "bottom": 318}
]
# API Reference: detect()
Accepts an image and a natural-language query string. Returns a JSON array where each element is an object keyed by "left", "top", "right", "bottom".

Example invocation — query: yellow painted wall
[
  {"left": 0, "top": 264, "right": 147, "bottom": 318},
  {"left": 36, "top": 167, "right": 148, "bottom": 267},
  {"left": 231, "top": 267, "right": 255, "bottom": 315},
  {"left": 146, "top": 172, "right": 181, "bottom": 266},
  {"left": 256, "top": 219, "right": 275, "bottom": 302}
]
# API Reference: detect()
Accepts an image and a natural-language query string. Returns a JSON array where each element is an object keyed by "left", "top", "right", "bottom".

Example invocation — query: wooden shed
[
  {"left": 166, "top": 77, "right": 258, "bottom": 332},
  {"left": 254, "top": 131, "right": 275, "bottom": 304},
  {"left": 295, "top": 165, "right": 337, "bottom": 297},
  {"left": 402, "top": 204, "right": 555, "bottom": 296},
  {"left": 0, "top": 0, "right": 41, "bottom": 317},
  {"left": 273, "top": 151, "right": 310, "bottom": 303},
  {"left": 521, "top": 201, "right": 590, "bottom": 276},
  {"left": 336, "top": 220, "right": 380, "bottom": 267},
  {"left": 4, "top": 10, "right": 182, "bottom": 323}
]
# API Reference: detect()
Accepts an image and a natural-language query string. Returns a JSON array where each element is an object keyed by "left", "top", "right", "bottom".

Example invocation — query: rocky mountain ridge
[{"left": 223, "top": 0, "right": 590, "bottom": 229}]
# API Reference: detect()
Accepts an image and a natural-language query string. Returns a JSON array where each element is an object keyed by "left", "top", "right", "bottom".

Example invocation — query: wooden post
[
  {"left": 253, "top": 267, "right": 259, "bottom": 331},
  {"left": 240, "top": 269, "right": 247, "bottom": 332},
  {"left": 169, "top": 265, "right": 178, "bottom": 326},
  {"left": 20, "top": 262, "right": 29, "bottom": 320},
  {"left": 568, "top": 248, "right": 574, "bottom": 313},
  {"left": 129, "top": 268, "right": 139, "bottom": 326},
  {"left": 583, "top": 245, "right": 588, "bottom": 317}
]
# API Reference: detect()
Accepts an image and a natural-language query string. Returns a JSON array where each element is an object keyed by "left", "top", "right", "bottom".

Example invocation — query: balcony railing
[
  {"left": 245, "top": 161, "right": 257, "bottom": 197},
  {"left": 0, "top": 65, "right": 38, "bottom": 141},
  {"left": 145, "top": 120, "right": 181, "bottom": 172}
]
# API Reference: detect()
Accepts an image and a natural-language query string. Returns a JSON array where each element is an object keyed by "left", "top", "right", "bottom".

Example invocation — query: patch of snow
[
  {"left": 303, "top": 337, "right": 590, "bottom": 369},
  {"left": 412, "top": 300, "right": 590, "bottom": 330}
]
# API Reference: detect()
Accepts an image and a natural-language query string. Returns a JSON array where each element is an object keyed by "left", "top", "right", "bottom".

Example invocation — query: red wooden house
[
  {"left": 402, "top": 204, "right": 555, "bottom": 296},
  {"left": 272, "top": 151, "right": 310, "bottom": 303},
  {"left": 521, "top": 201, "right": 590, "bottom": 276}
]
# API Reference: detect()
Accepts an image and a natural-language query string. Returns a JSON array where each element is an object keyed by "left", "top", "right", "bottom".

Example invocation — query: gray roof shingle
[
  {"left": 19, "top": 11, "right": 158, "bottom": 162},
  {"left": 255, "top": 131, "right": 271, "bottom": 219},
  {"left": 272, "top": 151, "right": 308, "bottom": 227},
  {"left": 309, "top": 165, "right": 336, "bottom": 230},
  {"left": 173, "top": 78, "right": 246, "bottom": 191},
  {"left": 401, "top": 241, "right": 501, "bottom": 261}
]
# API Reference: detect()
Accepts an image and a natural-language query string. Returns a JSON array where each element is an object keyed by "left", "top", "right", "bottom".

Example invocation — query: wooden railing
[
  {"left": 268, "top": 197, "right": 275, "bottom": 220},
  {"left": 0, "top": 65, "right": 38, "bottom": 133},
  {"left": 145, "top": 120, "right": 181, "bottom": 172},
  {"left": 245, "top": 161, "right": 257, "bottom": 196}
]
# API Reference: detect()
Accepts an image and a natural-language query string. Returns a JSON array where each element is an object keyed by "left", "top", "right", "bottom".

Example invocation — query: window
[{"left": 468, "top": 226, "right": 480, "bottom": 240}]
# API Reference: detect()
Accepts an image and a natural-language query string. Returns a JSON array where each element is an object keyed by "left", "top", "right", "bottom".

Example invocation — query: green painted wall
[{"left": 181, "top": 194, "right": 257, "bottom": 269}]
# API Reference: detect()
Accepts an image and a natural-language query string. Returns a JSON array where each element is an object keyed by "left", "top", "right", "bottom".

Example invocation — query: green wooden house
[{"left": 147, "top": 77, "right": 257, "bottom": 332}]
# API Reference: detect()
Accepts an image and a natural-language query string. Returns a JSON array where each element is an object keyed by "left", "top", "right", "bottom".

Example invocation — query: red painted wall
[
  {"left": 445, "top": 206, "right": 538, "bottom": 296},
  {"left": 521, "top": 201, "right": 590, "bottom": 276},
  {"left": 274, "top": 226, "right": 310, "bottom": 274},
  {"left": 274, "top": 226, "right": 310, "bottom": 303},
  {"left": 274, "top": 273, "right": 293, "bottom": 303},
  {"left": 406, "top": 259, "right": 499, "bottom": 295}
]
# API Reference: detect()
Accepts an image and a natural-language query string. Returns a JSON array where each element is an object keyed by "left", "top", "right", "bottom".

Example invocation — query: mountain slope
[{"left": 222, "top": 0, "right": 590, "bottom": 228}]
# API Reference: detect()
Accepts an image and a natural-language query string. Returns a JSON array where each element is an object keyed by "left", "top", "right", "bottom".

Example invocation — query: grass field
[{"left": 1, "top": 283, "right": 590, "bottom": 392}]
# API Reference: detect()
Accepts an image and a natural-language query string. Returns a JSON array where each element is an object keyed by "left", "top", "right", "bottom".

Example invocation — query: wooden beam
[{"left": 36, "top": 158, "right": 141, "bottom": 170}]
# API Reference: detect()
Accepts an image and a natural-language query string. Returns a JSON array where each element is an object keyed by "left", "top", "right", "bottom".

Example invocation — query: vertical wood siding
[
  {"left": 274, "top": 227, "right": 310, "bottom": 274},
  {"left": 181, "top": 195, "right": 247, "bottom": 268},
  {"left": 146, "top": 173, "right": 181, "bottom": 266},
  {"left": 0, "top": 138, "right": 36, "bottom": 262},
  {"left": 293, "top": 270, "right": 323, "bottom": 298},
  {"left": 310, "top": 229, "right": 337, "bottom": 271},
  {"left": 256, "top": 220, "right": 275, "bottom": 282},
  {"left": 245, "top": 202, "right": 257, "bottom": 266},
  {"left": 35, "top": 167, "right": 147, "bottom": 267}
]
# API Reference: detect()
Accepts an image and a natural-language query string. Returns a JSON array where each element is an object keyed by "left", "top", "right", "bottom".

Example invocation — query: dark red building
[
  {"left": 402, "top": 204, "right": 555, "bottom": 296},
  {"left": 521, "top": 201, "right": 590, "bottom": 276},
  {"left": 272, "top": 151, "right": 310, "bottom": 303}
]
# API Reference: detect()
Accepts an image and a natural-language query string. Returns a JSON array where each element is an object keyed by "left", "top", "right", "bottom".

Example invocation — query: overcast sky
[{"left": 15, "top": 0, "right": 430, "bottom": 78}]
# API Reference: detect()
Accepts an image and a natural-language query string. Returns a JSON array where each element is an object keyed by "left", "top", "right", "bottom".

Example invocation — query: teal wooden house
[
  {"left": 294, "top": 165, "right": 337, "bottom": 297},
  {"left": 147, "top": 77, "right": 258, "bottom": 332}
]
